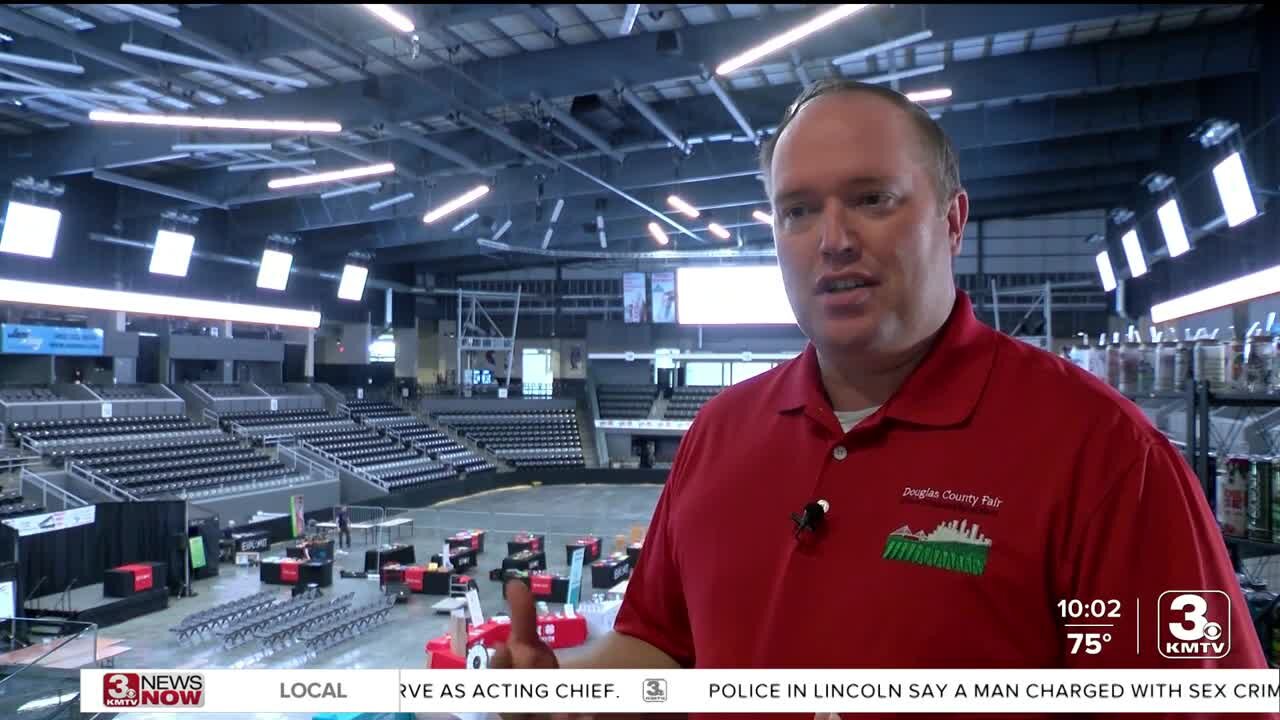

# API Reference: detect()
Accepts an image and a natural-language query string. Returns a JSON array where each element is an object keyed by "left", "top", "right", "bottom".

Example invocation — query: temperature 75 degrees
[{"left": 1067, "top": 632, "right": 1113, "bottom": 655}]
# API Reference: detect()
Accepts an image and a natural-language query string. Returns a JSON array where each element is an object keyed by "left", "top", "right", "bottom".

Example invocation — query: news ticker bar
[{"left": 80, "top": 668, "right": 1280, "bottom": 714}]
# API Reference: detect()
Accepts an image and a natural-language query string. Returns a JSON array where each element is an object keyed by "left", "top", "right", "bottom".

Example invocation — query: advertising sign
[
  {"left": 650, "top": 272, "right": 676, "bottom": 324},
  {"left": 622, "top": 272, "right": 647, "bottom": 324},
  {"left": 2, "top": 323, "right": 104, "bottom": 356}
]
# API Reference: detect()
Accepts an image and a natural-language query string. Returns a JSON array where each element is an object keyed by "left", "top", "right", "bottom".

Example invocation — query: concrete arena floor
[{"left": 107, "top": 483, "right": 662, "bottom": 720}]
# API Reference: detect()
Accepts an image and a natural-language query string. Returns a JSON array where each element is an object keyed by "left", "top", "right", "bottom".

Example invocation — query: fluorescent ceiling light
[
  {"left": 452, "top": 212, "right": 480, "bottom": 232},
  {"left": 1151, "top": 264, "right": 1280, "bottom": 324},
  {"left": 1211, "top": 151, "right": 1257, "bottom": 227},
  {"left": 88, "top": 109, "right": 341, "bottom": 133},
  {"left": 120, "top": 43, "right": 307, "bottom": 89},
  {"left": 0, "top": 277, "right": 320, "bottom": 328},
  {"left": 173, "top": 142, "right": 274, "bottom": 152},
  {"left": 492, "top": 220, "right": 512, "bottom": 241},
  {"left": 369, "top": 192, "right": 414, "bottom": 211},
  {"left": 362, "top": 4, "right": 415, "bottom": 33},
  {"left": 708, "top": 222, "right": 731, "bottom": 240},
  {"left": 542, "top": 227, "right": 555, "bottom": 249},
  {"left": 107, "top": 4, "right": 181, "bottom": 28},
  {"left": 550, "top": 198, "right": 565, "bottom": 223},
  {"left": 667, "top": 195, "right": 700, "bottom": 218},
  {"left": 422, "top": 185, "right": 490, "bottom": 223},
  {"left": 0, "top": 33, "right": 12, "bottom": 42},
  {"left": 716, "top": 4, "right": 870, "bottom": 75},
  {"left": 752, "top": 209, "right": 773, "bottom": 224},
  {"left": 1120, "top": 229, "right": 1147, "bottom": 278},
  {"left": 227, "top": 159, "right": 316, "bottom": 172},
  {"left": 859, "top": 63, "right": 944, "bottom": 84},
  {"left": 906, "top": 87, "right": 952, "bottom": 103},
  {"left": 0, "top": 81, "right": 142, "bottom": 103},
  {"left": 256, "top": 248, "right": 293, "bottom": 291},
  {"left": 320, "top": 181, "right": 381, "bottom": 200},
  {"left": 1156, "top": 198, "right": 1190, "bottom": 258},
  {"left": 1095, "top": 250, "right": 1117, "bottom": 292},
  {"left": 268, "top": 162, "right": 395, "bottom": 190},
  {"left": 648, "top": 222, "right": 669, "bottom": 245},
  {"left": 0, "top": 50, "right": 84, "bottom": 75},
  {"left": 831, "top": 30, "right": 933, "bottom": 65},
  {"left": 620, "top": 4, "right": 641, "bottom": 35},
  {"left": 149, "top": 229, "right": 195, "bottom": 277},
  {"left": 597, "top": 215, "right": 607, "bottom": 248},
  {"left": 337, "top": 264, "right": 369, "bottom": 301},
  {"left": 0, "top": 200, "right": 61, "bottom": 259}
]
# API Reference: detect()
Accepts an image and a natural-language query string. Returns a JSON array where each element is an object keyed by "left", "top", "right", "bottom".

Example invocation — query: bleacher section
[
  {"left": 432, "top": 410, "right": 584, "bottom": 468},
  {"left": 343, "top": 401, "right": 410, "bottom": 425},
  {"left": 218, "top": 409, "right": 352, "bottom": 444},
  {"left": 0, "top": 385, "right": 66, "bottom": 403},
  {"left": 664, "top": 386, "right": 724, "bottom": 420},
  {"left": 66, "top": 439, "right": 301, "bottom": 500},
  {"left": 0, "top": 489, "right": 43, "bottom": 520},
  {"left": 297, "top": 426, "right": 456, "bottom": 491},
  {"left": 90, "top": 384, "right": 169, "bottom": 400},
  {"left": 596, "top": 384, "right": 658, "bottom": 419},
  {"left": 8, "top": 415, "right": 214, "bottom": 449},
  {"left": 199, "top": 383, "right": 258, "bottom": 398}
]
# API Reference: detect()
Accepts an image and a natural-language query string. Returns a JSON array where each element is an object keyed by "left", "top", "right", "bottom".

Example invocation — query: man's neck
[{"left": 815, "top": 330, "right": 940, "bottom": 412}]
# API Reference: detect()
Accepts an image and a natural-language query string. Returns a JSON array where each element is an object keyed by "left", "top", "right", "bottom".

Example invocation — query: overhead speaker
[{"left": 656, "top": 30, "right": 682, "bottom": 56}]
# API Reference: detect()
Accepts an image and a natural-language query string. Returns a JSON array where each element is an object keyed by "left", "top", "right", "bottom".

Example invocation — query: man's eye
[
  {"left": 783, "top": 206, "right": 809, "bottom": 220},
  {"left": 862, "top": 193, "right": 892, "bottom": 207}
]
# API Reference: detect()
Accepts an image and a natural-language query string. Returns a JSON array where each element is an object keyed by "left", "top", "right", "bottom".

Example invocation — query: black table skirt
[
  {"left": 566, "top": 537, "right": 602, "bottom": 565},
  {"left": 448, "top": 531, "right": 486, "bottom": 554},
  {"left": 230, "top": 530, "right": 271, "bottom": 554},
  {"left": 260, "top": 560, "right": 333, "bottom": 587},
  {"left": 430, "top": 546, "right": 477, "bottom": 572},
  {"left": 365, "top": 544, "right": 416, "bottom": 572},
  {"left": 501, "top": 550, "right": 546, "bottom": 573},
  {"left": 507, "top": 534, "right": 546, "bottom": 556},
  {"left": 591, "top": 556, "right": 633, "bottom": 588}
]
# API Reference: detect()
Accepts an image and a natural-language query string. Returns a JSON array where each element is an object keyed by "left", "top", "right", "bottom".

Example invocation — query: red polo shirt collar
[{"left": 774, "top": 290, "right": 997, "bottom": 429}]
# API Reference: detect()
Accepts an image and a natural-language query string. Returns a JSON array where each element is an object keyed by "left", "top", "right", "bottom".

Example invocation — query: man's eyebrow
[{"left": 772, "top": 176, "right": 898, "bottom": 204}]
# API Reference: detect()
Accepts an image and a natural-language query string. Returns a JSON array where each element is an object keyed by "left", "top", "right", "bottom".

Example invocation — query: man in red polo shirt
[{"left": 494, "top": 80, "right": 1269, "bottom": 710}]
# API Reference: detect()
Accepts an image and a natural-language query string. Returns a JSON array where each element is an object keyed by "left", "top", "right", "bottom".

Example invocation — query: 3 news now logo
[
  {"left": 102, "top": 672, "right": 205, "bottom": 708},
  {"left": 1157, "top": 590, "right": 1231, "bottom": 660}
]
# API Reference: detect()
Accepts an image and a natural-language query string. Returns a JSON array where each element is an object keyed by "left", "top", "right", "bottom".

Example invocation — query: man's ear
[{"left": 947, "top": 191, "right": 969, "bottom": 257}]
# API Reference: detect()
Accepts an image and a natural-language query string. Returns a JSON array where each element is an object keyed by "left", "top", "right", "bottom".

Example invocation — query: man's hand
[{"left": 491, "top": 580, "right": 559, "bottom": 669}]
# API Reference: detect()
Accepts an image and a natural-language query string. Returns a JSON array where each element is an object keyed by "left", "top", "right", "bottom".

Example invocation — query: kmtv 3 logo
[
  {"left": 1157, "top": 591, "right": 1231, "bottom": 659},
  {"left": 103, "top": 672, "right": 205, "bottom": 707}
]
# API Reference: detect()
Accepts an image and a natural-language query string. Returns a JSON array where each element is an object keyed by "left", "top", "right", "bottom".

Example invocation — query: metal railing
[
  {"left": 19, "top": 468, "right": 86, "bottom": 509},
  {"left": 294, "top": 441, "right": 384, "bottom": 491},
  {"left": 0, "top": 617, "right": 99, "bottom": 692},
  {"left": 277, "top": 444, "right": 339, "bottom": 484},
  {"left": 68, "top": 461, "right": 140, "bottom": 502},
  {"left": 201, "top": 407, "right": 221, "bottom": 425}
]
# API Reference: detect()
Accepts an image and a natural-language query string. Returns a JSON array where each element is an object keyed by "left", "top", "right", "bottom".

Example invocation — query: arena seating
[
  {"left": 378, "top": 418, "right": 496, "bottom": 476},
  {"left": 256, "top": 383, "right": 294, "bottom": 395},
  {"left": 664, "top": 386, "right": 723, "bottom": 420},
  {"left": 432, "top": 409, "right": 584, "bottom": 468},
  {"left": 0, "top": 385, "right": 66, "bottom": 402},
  {"left": 218, "top": 410, "right": 354, "bottom": 442},
  {"left": 596, "top": 384, "right": 659, "bottom": 419},
  {"left": 89, "top": 384, "right": 153, "bottom": 400},
  {"left": 343, "top": 400, "right": 411, "bottom": 424},
  {"left": 298, "top": 425, "right": 458, "bottom": 491},
  {"left": 8, "top": 415, "right": 211, "bottom": 448},
  {"left": 0, "top": 490, "right": 43, "bottom": 521},
  {"left": 67, "top": 435, "right": 301, "bottom": 499},
  {"left": 199, "top": 382, "right": 254, "bottom": 397}
]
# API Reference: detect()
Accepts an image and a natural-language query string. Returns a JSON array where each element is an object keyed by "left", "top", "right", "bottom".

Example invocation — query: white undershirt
[{"left": 834, "top": 406, "right": 881, "bottom": 433}]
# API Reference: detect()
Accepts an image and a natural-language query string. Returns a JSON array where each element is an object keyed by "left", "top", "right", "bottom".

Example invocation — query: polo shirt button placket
[{"left": 832, "top": 445, "right": 848, "bottom": 461}]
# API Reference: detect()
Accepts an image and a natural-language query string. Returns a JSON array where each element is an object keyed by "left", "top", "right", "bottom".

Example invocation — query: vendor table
[
  {"left": 259, "top": 558, "right": 333, "bottom": 587},
  {"left": 591, "top": 552, "right": 632, "bottom": 589},
  {"left": 364, "top": 543, "right": 415, "bottom": 572},
  {"left": 286, "top": 538, "right": 335, "bottom": 563},
  {"left": 429, "top": 546, "right": 477, "bottom": 572},
  {"left": 448, "top": 529, "right": 486, "bottom": 553},
  {"left": 566, "top": 536, "right": 602, "bottom": 565},
  {"left": 506, "top": 532, "right": 545, "bottom": 556},
  {"left": 501, "top": 549, "right": 546, "bottom": 573}
]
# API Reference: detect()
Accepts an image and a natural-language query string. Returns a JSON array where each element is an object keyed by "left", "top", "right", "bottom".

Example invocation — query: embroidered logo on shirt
[{"left": 882, "top": 520, "right": 991, "bottom": 576}]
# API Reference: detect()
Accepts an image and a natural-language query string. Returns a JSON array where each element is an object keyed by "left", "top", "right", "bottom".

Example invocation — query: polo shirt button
[{"left": 832, "top": 446, "right": 848, "bottom": 461}]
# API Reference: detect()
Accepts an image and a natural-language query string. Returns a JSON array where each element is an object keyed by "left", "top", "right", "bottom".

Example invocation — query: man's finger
[
  {"left": 490, "top": 642, "right": 513, "bottom": 669},
  {"left": 505, "top": 579, "right": 541, "bottom": 645}
]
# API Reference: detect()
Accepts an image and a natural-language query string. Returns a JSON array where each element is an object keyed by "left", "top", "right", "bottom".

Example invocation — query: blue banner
[
  {"left": 566, "top": 546, "right": 585, "bottom": 607},
  {"left": 1, "top": 323, "right": 104, "bottom": 356}
]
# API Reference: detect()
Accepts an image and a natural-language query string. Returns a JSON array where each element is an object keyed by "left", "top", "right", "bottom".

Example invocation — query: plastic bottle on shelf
[
  {"left": 1245, "top": 326, "right": 1275, "bottom": 394},
  {"left": 1172, "top": 328, "right": 1191, "bottom": 392},
  {"left": 1224, "top": 325, "right": 1249, "bottom": 393},
  {"left": 1088, "top": 333, "right": 1108, "bottom": 382},
  {"left": 1105, "top": 332, "right": 1122, "bottom": 389},
  {"left": 1153, "top": 329, "right": 1176, "bottom": 394}
]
